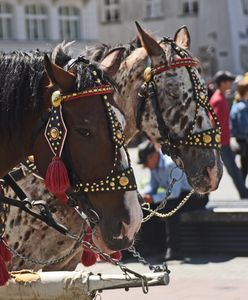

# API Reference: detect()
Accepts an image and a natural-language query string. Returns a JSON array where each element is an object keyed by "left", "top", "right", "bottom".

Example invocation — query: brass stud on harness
[
  {"left": 203, "top": 134, "right": 212, "bottom": 144},
  {"left": 116, "top": 130, "right": 123, "bottom": 139},
  {"left": 144, "top": 67, "right": 153, "bottom": 82},
  {"left": 119, "top": 176, "right": 129, "bottom": 186},
  {"left": 28, "top": 155, "right": 35, "bottom": 163},
  {"left": 215, "top": 134, "right": 221, "bottom": 143},
  {"left": 51, "top": 90, "right": 63, "bottom": 107},
  {"left": 50, "top": 128, "right": 60, "bottom": 140}
]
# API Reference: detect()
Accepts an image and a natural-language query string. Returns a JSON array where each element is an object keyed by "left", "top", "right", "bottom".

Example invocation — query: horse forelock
[
  {"left": 51, "top": 41, "right": 74, "bottom": 67},
  {"left": 51, "top": 42, "right": 115, "bottom": 92}
]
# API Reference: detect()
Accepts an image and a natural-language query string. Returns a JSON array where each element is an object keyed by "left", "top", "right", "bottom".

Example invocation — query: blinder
[{"left": 136, "top": 37, "right": 221, "bottom": 158}]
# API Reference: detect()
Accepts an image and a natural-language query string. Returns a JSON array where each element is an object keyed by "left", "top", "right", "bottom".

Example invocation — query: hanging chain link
[
  {"left": 1, "top": 165, "right": 190, "bottom": 278},
  {"left": 127, "top": 245, "right": 170, "bottom": 273},
  {"left": 141, "top": 167, "right": 194, "bottom": 222},
  {"left": 2, "top": 225, "right": 86, "bottom": 267}
]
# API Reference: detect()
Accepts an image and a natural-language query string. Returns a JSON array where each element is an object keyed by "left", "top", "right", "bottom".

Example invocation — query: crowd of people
[{"left": 123, "top": 69, "right": 248, "bottom": 262}]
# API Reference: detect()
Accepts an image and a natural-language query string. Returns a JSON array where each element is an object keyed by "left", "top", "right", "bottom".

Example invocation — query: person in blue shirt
[
  {"left": 230, "top": 79, "right": 248, "bottom": 181},
  {"left": 141, "top": 146, "right": 191, "bottom": 204},
  {"left": 137, "top": 141, "right": 209, "bottom": 261}
]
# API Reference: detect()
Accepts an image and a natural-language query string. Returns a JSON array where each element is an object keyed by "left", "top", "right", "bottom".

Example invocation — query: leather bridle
[
  {"left": 136, "top": 37, "right": 221, "bottom": 159},
  {"left": 44, "top": 58, "right": 138, "bottom": 208}
]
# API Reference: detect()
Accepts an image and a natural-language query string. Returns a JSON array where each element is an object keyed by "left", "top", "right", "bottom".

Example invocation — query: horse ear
[
  {"left": 44, "top": 54, "right": 76, "bottom": 91},
  {"left": 174, "top": 26, "right": 191, "bottom": 50},
  {"left": 99, "top": 47, "right": 125, "bottom": 76},
  {"left": 135, "top": 21, "right": 163, "bottom": 57}
]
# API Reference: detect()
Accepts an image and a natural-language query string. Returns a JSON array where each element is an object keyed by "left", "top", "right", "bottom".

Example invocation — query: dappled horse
[
  {"left": 80, "top": 23, "right": 223, "bottom": 193},
  {"left": 0, "top": 48, "right": 142, "bottom": 282},
  {"left": 5, "top": 171, "right": 85, "bottom": 271},
  {"left": 5, "top": 23, "right": 223, "bottom": 272}
]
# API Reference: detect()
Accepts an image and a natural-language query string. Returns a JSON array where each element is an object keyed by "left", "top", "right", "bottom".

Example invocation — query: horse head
[
  {"left": 102, "top": 23, "right": 223, "bottom": 194},
  {"left": 135, "top": 23, "right": 223, "bottom": 193},
  {"left": 33, "top": 53, "right": 142, "bottom": 254}
]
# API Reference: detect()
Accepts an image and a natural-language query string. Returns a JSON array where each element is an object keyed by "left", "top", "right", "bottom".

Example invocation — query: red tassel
[
  {"left": 111, "top": 251, "right": 122, "bottom": 261},
  {"left": 55, "top": 193, "right": 68, "bottom": 205},
  {"left": 0, "top": 239, "right": 12, "bottom": 262},
  {"left": 81, "top": 250, "right": 97, "bottom": 267},
  {"left": 0, "top": 256, "right": 10, "bottom": 286},
  {"left": 45, "top": 156, "right": 70, "bottom": 201},
  {"left": 81, "top": 226, "right": 98, "bottom": 267}
]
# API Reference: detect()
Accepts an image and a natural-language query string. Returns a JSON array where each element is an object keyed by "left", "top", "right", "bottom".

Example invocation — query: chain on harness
[
  {"left": 135, "top": 37, "right": 222, "bottom": 221},
  {"left": 0, "top": 58, "right": 169, "bottom": 290}
]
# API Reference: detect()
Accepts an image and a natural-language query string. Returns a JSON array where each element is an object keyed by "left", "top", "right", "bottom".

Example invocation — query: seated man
[{"left": 137, "top": 140, "right": 209, "bottom": 260}]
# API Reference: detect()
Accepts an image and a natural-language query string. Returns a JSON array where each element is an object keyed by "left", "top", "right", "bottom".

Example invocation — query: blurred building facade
[
  {"left": 0, "top": 0, "right": 99, "bottom": 51},
  {"left": 97, "top": 0, "right": 248, "bottom": 79},
  {"left": 1, "top": 0, "right": 248, "bottom": 79}
]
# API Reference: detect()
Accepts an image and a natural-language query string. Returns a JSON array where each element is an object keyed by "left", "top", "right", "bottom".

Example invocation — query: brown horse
[
  {"left": 0, "top": 49, "right": 142, "bottom": 255},
  {"left": 5, "top": 23, "right": 223, "bottom": 271},
  {"left": 78, "top": 23, "right": 223, "bottom": 194}
]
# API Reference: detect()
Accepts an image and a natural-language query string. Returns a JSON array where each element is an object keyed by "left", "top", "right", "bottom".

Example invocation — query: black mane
[
  {"left": 0, "top": 45, "right": 112, "bottom": 140},
  {"left": 0, "top": 50, "right": 45, "bottom": 138}
]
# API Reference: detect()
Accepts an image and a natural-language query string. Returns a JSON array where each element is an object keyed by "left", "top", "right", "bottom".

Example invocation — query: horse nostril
[{"left": 204, "top": 166, "right": 210, "bottom": 178}]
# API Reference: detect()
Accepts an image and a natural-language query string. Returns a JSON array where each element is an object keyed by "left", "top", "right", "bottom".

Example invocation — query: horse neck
[
  {"left": 0, "top": 80, "right": 50, "bottom": 178},
  {"left": 0, "top": 116, "right": 39, "bottom": 177},
  {"left": 113, "top": 48, "right": 148, "bottom": 142}
]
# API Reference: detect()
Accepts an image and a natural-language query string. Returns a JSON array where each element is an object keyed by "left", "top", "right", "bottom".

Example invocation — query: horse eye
[
  {"left": 167, "top": 91, "right": 177, "bottom": 98},
  {"left": 76, "top": 128, "right": 91, "bottom": 137}
]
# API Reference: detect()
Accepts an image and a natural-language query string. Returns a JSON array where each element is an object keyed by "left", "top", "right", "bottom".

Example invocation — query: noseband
[
  {"left": 44, "top": 59, "right": 137, "bottom": 209},
  {"left": 136, "top": 37, "right": 221, "bottom": 158}
]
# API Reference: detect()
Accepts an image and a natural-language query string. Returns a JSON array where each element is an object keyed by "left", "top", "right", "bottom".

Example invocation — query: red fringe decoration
[
  {"left": 0, "top": 239, "right": 12, "bottom": 286},
  {"left": 0, "top": 256, "right": 9, "bottom": 286},
  {"left": 54, "top": 193, "right": 68, "bottom": 205},
  {"left": 45, "top": 156, "right": 70, "bottom": 204},
  {"left": 80, "top": 226, "right": 122, "bottom": 266},
  {"left": 81, "top": 250, "right": 97, "bottom": 267},
  {"left": 111, "top": 251, "right": 122, "bottom": 261},
  {"left": 81, "top": 226, "right": 98, "bottom": 267},
  {"left": 0, "top": 239, "right": 12, "bottom": 262}
]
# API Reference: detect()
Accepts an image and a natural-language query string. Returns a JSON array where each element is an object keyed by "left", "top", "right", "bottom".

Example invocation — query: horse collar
[{"left": 136, "top": 37, "right": 221, "bottom": 157}]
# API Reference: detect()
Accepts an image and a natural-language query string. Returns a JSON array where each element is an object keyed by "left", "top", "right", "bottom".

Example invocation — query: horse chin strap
[{"left": 136, "top": 37, "right": 221, "bottom": 158}]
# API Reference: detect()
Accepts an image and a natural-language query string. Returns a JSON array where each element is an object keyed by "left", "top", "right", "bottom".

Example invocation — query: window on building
[
  {"left": 103, "top": 0, "right": 120, "bottom": 23},
  {"left": 25, "top": 4, "right": 48, "bottom": 40},
  {"left": 59, "top": 6, "right": 80, "bottom": 40},
  {"left": 242, "top": 0, "right": 248, "bottom": 15},
  {"left": 182, "top": 1, "right": 199, "bottom": 16},
  {"left": 0, "top": 2, "right": 13, "bottom": 39},
  {"left": 144, "top": 0, "right": 163, "bottom": 19}
]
